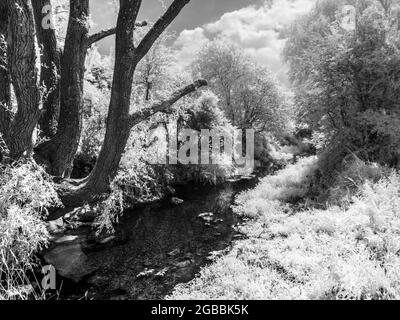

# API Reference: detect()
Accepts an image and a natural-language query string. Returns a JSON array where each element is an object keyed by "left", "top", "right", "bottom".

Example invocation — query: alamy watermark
[
  {"left": 41, "top": 4, "right": 55, "bottom": 30},
  {"left": 147, "top": 122, "right": 255, "bottom": 172},
  {"left": 41, "top": 265, "right": 56, "bottom": 291}
]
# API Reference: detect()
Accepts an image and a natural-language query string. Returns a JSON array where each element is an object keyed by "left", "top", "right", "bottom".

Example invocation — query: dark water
[{"left": 46, "top": 177, "right": 259, "bottom": 300}]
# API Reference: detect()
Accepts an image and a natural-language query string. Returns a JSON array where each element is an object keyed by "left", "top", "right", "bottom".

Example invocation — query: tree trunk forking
[{"left": 3, "top": 0, "right": 204, "bottom": 219}]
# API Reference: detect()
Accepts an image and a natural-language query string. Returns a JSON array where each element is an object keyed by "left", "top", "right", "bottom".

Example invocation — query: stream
[{"left": 43, "top": 176, "right": 260, "bottom": 300}]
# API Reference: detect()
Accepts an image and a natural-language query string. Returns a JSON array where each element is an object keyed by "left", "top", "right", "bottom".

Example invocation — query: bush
[
  {"left": 0, "top": 162, "right": 60, "bottom": 300},
  {"left": 327, "top": 155, "right": 392, "bottom": 207}
]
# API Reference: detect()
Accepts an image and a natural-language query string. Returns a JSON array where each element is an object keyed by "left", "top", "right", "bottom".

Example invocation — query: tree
[
  {"left": 4, "top": 0, "right": 42, "bottom": 160},
  {"left": 0, "top": 1, "right": 11, "bottom": 160},
  {"left": 133, "top": 29, "right": 177, "bottom": 102},
  {"left": 32, "top": 0, "right": 60, "bottom": 139},
  {"left": 194, "top": 39, "right": 248, "bottom": 124},
  {"left": 284, "top": 0, "right": 400, "bottom": 172},
  {"left": 230, "top": 64, "right": 288, "bottom": 134},
  {"left": 1, "top": 0, "right": 206, "bottom": 220},
  {"left": 194, "top": 38, "right": 289, "bottom": 135}
]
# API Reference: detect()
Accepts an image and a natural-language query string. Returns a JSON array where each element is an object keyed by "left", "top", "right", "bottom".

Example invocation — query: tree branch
[
  {"left": 133, "top": 0, "right": 191, "bottom": 63},
  {"left": 130, "top": 79, "right": 207, "bottom": 127},
  {"left": 86, "top": 21, "right": 148, "bottom": 47}
]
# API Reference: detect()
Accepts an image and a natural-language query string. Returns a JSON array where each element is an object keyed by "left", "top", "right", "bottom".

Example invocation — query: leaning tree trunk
[
  {"left": 84, "top": 0, "right": 194, "bottom": 195},
  {"left": 0, "top": 1, "right": 11, "bottom": 150},
  {"left": 32, "top": 0, "right": 61, "bottom": 139},
  {"left": 6, "top": 0, "right": 42, "bottom": 160},
  {"left": 48, "top": 0, "right": 207, "bottom": 220},
  {"left": 35, "top": 0, "right": 89, "bottom": 177}
]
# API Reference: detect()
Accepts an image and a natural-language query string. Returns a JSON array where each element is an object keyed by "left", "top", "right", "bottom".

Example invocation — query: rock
[
  {"left": 47, "top": 218, "right": 65, "bottom": 234},
  {"left": 167, "top": 248, "right": 181, "bottom": 257},
  {"left": 54, "top": 235, "right": 79, "bottom": 244},
  {"left": 136, "top": 268, "right": 155, "bottom": 278},
  {"left": 241, "top": 175, "right": 256, "bottom": 180},
  {"left": 43, "top": 242, "right": 97, "bottom": 283},
  {"left": 170, "top": 197, "right": 184, "bottom": 205},
  {"left": 198, "top": 212, "right": 214, "bottom": 223},
  {"left": 155, "top": 267, "right": 170, "bottom": 278},
  {"left": 98, "top": 235, "right": 116, "bottom": 245}
]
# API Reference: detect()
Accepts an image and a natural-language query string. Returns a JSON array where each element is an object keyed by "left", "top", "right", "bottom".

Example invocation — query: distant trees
[
  {"left": 0, "top": 0, "right": 206, "bottom": 219},
  {"left": 194, "top": 39, "right": 291, "bottom": 135},
  {"left": 284, "top": 0, "right": 400, "bottom": 168}
]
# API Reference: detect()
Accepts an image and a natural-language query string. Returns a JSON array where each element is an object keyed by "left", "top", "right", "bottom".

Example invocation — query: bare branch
[
  {"left": 86, "top": 21, "right": 148, "bottom": 48},
  {"left": 130, "top": 79, "right": 207, "bottom": 127},
  {"left": 133, "top": 0, "right": 191, "bottom": 63}
]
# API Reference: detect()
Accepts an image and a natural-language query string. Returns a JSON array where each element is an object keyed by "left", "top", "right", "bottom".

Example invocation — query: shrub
[
  {"left": 327, "top": 155, "right": 392, "bottom": 206},
  {"left": 0, "top": 162, "right": 60, "bottom": 300}
]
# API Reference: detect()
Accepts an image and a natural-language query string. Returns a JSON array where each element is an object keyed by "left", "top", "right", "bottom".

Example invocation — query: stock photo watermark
[
  {"left": 147, "top": 123, "right": 255, "bottom": 172},
  {"left": 41, "top": 265, "right": 56, "bottom": 291},
  {"left": 41, "top": 4, "right": 55, "bottom": 30}
]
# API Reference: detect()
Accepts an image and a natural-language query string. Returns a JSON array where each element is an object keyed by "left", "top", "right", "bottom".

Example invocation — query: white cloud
[
  {"left": 173, "top": 0, "right": 316, "bottom": 85},
  {"left": 173, "top": 27, "right": 209, "bottom": 70}
]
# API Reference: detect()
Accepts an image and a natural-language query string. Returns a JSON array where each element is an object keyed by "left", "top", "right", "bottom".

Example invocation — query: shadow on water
[{"left": 49, "top": 177, "right": 259, "bottom": 300}]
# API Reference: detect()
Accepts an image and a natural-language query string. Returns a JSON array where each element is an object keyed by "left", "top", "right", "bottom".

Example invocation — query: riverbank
[{"left": 169, "top": 157, "right": 400, "bottom": 300}]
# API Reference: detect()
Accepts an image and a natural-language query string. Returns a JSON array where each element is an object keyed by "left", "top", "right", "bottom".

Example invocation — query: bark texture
[
  {"left": 35, "top": 0, "right": 89, "bottom": 177},
  {"left": 32, "top": 0, "right": 60, "bottom": 138},
  {"left": 0, "top": 1, "right": 11, "bottom": 149},
  {"left": 6, "top": 0, "right": 42, "bottom": 160}
]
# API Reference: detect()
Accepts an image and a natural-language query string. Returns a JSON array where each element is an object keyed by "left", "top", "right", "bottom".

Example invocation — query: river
[{"left": 43, "top": 177, "right": 259, "bottom": 300}]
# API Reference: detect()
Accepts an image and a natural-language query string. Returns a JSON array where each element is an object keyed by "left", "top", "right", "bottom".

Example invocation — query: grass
[
  {"left": 0, "top": 161, "right": 60, "bottom": 300},
  {"left": 168, "top": 157, "right": 400, "bottom": 300}
]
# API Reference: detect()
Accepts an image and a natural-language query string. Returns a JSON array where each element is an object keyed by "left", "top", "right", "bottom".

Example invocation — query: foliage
[
  {"left": 169, "top": 158, "right": 400, "bottom": 300},
  {"left": 194, "top": 38, "right": 293, "bottom": 136},
  {"left": 285, "top": 0, "right": 400, "bottom": 169},
  {"left": 0, "top": 162, "right": 60, "bottom": 300}
]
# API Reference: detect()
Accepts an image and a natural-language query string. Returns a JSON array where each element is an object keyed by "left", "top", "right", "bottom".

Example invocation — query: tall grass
[
  {"left": 0, "top": 162, "right": 60, "bottom": 300},
  {"left": 169, "top": 157, "right": 400, "bottom": 300}
]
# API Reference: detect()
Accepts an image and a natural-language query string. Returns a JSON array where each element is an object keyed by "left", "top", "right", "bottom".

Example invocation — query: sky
[{"left": 90, "top": 0, "right": 316, "bottom": 85}]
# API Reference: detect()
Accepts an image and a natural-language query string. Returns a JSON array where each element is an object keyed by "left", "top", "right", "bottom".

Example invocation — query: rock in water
[
  {"left": 43, "top": 235, "right": 98, "bottom": 283},
  {"left": 198, "top": 212, "right": 214, "bottom": 223},
  {"left": 170, "top": 197, "right": 184, "bottom": 205}
]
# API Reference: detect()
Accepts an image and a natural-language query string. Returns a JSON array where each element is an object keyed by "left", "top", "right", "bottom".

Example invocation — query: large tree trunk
[
  {"left": 32, "top": 0, "right": 61, "bottom": 139},
  {"left": 6, "top": 0, "right": 42, "bottom": 160},
  {"left": 48, "top": 0, "right": 205, "bottom": 220},
  {"left": 0, "top": 1, "right": 11, "bottom": 150},
  {"left": 35, "top": 0, "right": 89, "bottom": 177}
]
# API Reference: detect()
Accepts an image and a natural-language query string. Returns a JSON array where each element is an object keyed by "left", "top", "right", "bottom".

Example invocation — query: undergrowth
[
  {"left": 0, "top": 162, "right": 60, "bottom": 300},
  {"left": 169, "top": 157, "right": 400, "bottom": 300}
]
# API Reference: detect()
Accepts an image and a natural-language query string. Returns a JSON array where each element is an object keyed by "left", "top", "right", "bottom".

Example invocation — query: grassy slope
[{"left": 168, "top": 157, "right": 400, "bottom": 300}]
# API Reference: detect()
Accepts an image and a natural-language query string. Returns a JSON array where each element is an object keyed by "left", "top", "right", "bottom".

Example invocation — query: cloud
[
  {"left": 173, "top": 0, "right": 316, "bottom": 85},
  {"left": 173, "top": 27, "right": 210, "bottom": 70}
]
